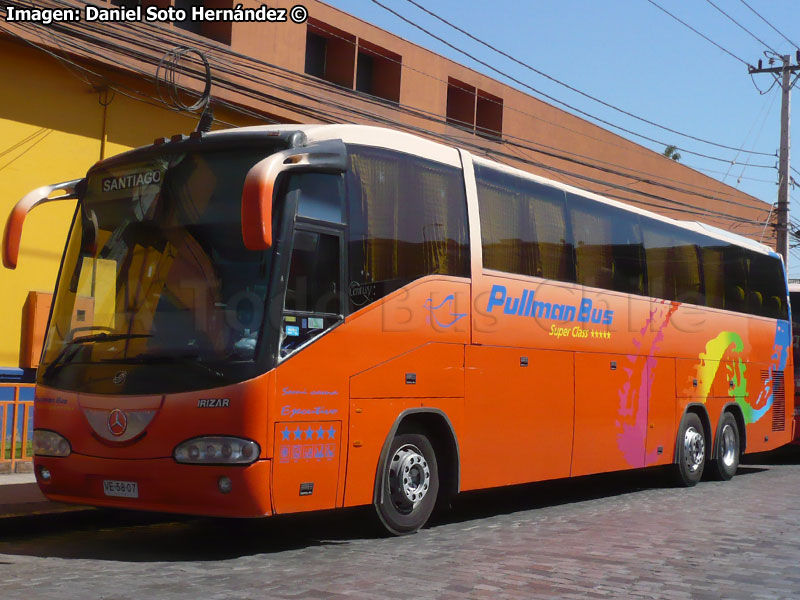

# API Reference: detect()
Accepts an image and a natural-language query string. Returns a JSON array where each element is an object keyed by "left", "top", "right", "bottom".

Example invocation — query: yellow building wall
[{"left": 0, "top": 38, "right": 259, "bottom": 370}]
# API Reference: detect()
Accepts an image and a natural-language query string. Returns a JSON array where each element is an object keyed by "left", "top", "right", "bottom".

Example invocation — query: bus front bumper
[{"left": 33, "top": 455, "right": 273, "bottom": 518}]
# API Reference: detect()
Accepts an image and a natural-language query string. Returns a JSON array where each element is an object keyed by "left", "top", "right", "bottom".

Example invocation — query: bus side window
[
  {"left": 642, "top": 221, "right": 675, "bottom": 301},
  {"left": 749, "top": 252, "right": 788, "bottom": 320},
  {"left": 475, "top": 163, "right": 573, "bottom": 283},
  {"left": 295, "top": 173, "right": 345, "bottom": 223},
  {"left": 568, "top": 196, "right": 615, "bottom": 291},
  {"left": 671, "top": 233, "right": 704, "bottom": 307},
  {"left": 280, "top": 228, "right": 342, "bottom": 358},
  {"left": 345, "top": 146, "right": 470, "bottom": 312},
  {"left": 723, "top": 245, "right": 749, "bottom": 313}
]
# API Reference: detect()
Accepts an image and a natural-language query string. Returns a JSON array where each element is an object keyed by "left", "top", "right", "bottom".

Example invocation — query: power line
[
  {"left": 738, "top": 0, "right": 800, "bottom": 51},
  {"left": 727, "top": 89, "right": 779, "bottom": 188},
  {"left": 697, "top": 166, "right": 776, "bottom": 184},
  {"left": 703, "top": 0, "right": 780, "bottom": 55},
  {"left": 301, "top": 20, "right": 771, "bottom": 172},
  {"left": 0, "top": 15, "right": 776, "bottom": 231},
  {"left": 38, "top": 4, "right": 779, "bottom": 183},
  {"left": 401, "top": 0, "right": 775, "bottom": 158},
  {"left": 369, "top": 0, "right": 770, "bottom": 165},
  {"left": 18, "top": 19, "right": 778, "bottom": 222},
  {"left": 645, "top": 0, "right": 751, "bottom": 67},
  {"left": 302, "top": 18, "right": 774, "bottom": 173}
]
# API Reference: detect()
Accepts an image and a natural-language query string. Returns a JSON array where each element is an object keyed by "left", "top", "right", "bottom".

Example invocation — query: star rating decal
[
  {"left": 277, "top": 422, "right": 338, "bottom": 463},
  {"left": 281, "top": 425, "right": 336, "bottom": 441}
]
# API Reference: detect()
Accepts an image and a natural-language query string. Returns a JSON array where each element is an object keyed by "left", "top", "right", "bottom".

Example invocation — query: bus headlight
[
  {"left": 173, "top": 436, "right": 260, "bottom": 465},
  {"left": 33, "top": 430, "right": 72, "bottom": 457}
]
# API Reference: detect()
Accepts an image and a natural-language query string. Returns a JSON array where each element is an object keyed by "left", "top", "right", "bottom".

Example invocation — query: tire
[
  {"left": 375, "top": 433, "right": 439, "bottom": 536},
  {"left": 709, "top": 412, "right": 740, "bottom": 481},
  {"left": 673, "top": 412, "right": 706, "bottom": 487}
]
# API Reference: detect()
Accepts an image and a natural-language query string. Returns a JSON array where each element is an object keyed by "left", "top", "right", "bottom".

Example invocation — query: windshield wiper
[
  {"left": 69, "top": 332, "right": 152, "bottom": 345},
  {"left": 100, "top": 353, "right": 226, "bottom": 380},
  {"left": 43, "top": 333, "right": 152, "bottom": 378}
]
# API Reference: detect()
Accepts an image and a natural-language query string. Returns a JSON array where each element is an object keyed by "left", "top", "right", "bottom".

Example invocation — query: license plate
[{"left": 102, "top": 480, "right": 139, "bottom": 498}]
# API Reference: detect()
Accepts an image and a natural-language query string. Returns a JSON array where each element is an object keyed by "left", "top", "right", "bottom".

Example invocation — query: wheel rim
[
  {"left": 720, "top": 423, "right": 737, "bottom": 468},
  {"left": 683, "top": 426, "right": 705, "bottom": 473},
  {"left": 388, "top": 443, "right": 431, "bottom": 514}
]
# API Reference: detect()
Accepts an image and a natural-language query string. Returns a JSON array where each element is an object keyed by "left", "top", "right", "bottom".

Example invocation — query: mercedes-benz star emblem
[
  {"left": 107, "top": 409, "right": 128, "bottom": 436},
  {"left": 112, "top": 371, "right": 127, "bottom": 385}
]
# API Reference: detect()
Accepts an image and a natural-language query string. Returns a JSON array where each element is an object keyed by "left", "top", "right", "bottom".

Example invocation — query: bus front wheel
[
  {"left": 674, "top": 412, "right": 706, "bottom": 487},
  {"left": 375, "top": 433, "right": 439, "bottom": 535},
  {"left": 709, "top": 412, "right": 740, "bottom": 481}
]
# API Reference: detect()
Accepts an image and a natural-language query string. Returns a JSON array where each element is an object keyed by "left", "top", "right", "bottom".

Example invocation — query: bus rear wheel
[
  {"left": 709, "top": 412, "right": 740, "bottom": 481},
  {"left": 375, "top": 433, "right": 439, "bottom": 535},
  {"left": 673, "top": 412, "right": 706, "bottom": 487}
]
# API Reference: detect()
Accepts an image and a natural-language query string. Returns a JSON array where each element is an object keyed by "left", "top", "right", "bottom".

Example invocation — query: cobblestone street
[{"left": 2, "top": 448, "right": 800, "bottom": 599}]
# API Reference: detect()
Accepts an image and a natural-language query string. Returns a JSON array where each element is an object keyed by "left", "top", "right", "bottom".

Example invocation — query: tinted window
[
  {"left": 699, "top": 244, "right": 725, "bottom": 310},
  {"left": 281, "top": 228, "right": 342, "bottom": 358},
  {"left": 750, "top": 252, "right": 787, "bottom": 319},
  {"left": 722, "top": 244, "right": 749, "bottom": 313},
  {"left": 641, "top": 219, "right": 703, "bottom": 305},
  {"left": 346, "top": 146, "right": 470, "bottom": 310},
  {"left": 475, "top": 164, "right": 573, "bottom": 281},
  {"left": 641, "top": 216, "right": 786, "bottom": 319},
  {"left": 285, "top": 230, "right": 341, "bottom": 315},
  {"left": 473, "top": 162, "right": 788, "bottom": 319},
  {"left": 293, "top": 173, "right": 345, "bottom": 223},
  {"left": 567, "top": 193, "right": 645, "bottom": 295}
]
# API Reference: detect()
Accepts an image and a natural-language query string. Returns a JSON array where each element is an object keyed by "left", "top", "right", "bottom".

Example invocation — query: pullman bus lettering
[{"left": 486, "top": 284, "right": 614, "bottom": 326}]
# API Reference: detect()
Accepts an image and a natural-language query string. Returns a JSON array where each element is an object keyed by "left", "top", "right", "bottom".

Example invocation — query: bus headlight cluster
[
  {"left": 173, "top": 436, "right": 260, "bottom": 465},
  {"left": 33, "top": 430, "right": 71, "bottom": 457}
]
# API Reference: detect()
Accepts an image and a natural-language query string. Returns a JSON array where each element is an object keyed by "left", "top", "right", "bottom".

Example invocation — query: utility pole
[{"left": 749, "top": 53, "right": 800, "bottom": 265}]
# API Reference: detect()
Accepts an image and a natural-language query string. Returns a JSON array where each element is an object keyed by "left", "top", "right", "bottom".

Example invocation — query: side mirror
[
  {"left": 242, "top": 139, "right": 347, "bottom": 250},
  {"left": 3, "top": 179, "right": 83, "bottom": 269}
]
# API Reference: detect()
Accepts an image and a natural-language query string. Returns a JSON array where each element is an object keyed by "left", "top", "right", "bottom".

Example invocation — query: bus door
[{"left": 271, "top": 174, "right": 348, "bottom": 514}]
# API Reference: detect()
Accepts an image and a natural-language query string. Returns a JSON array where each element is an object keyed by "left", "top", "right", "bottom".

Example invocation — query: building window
[
  {"left": 171, "top": 0, "right": 232, "bottom": 44},
  {"left": 447, "top": 78, "right": 503, "bottom": 138},
  {"left": 304, "top": 18, "right": 357, "bottom": 88},
  {"left": 476, "top": 90, "right": 503, "bottom": 138},
  {"left": 305, "top": 31, "right": 328, "bottom": 79},
  {"left": 355, "top": 40, "right": 401, "bottom": 103},
  {"left": 305, "top": 20, "right": 403, "bottom": 103},
  {"left": 446, "top": 78, "right": 476, "bottom": 130}
]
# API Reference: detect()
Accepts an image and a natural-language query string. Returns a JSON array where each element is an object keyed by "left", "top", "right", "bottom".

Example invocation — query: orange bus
[{"left": 3, "top": 124, "right": 793, "bottom": 534}]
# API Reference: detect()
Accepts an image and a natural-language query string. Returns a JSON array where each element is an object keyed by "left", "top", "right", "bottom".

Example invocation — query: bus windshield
[{"left": 39, "top": 148, "right": 275, "bottom": 395}]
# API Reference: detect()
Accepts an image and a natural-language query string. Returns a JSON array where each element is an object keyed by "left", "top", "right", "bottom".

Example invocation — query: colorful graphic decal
[
  {"left": 687, "top": 321, "right": 789, "bottom": 424},
  {"left": 696, "top": 331, "right": 747, "bottom": 401},
  {"left": 425, "top": 294, "right": 467, "bottom": 329},
  {"left": 614, "top": 312, "right": 791, "bottom": 467},
  {"left": 749, "top": 320, "right": 790, "bottom": 423},
  {"left": 616, "top": 301, "right": 678, "bottom": 467}
]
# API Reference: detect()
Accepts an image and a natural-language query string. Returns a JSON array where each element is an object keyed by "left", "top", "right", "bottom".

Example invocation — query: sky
[{"left": 323, "top": 0, "right": 800, "bottom": 275}]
